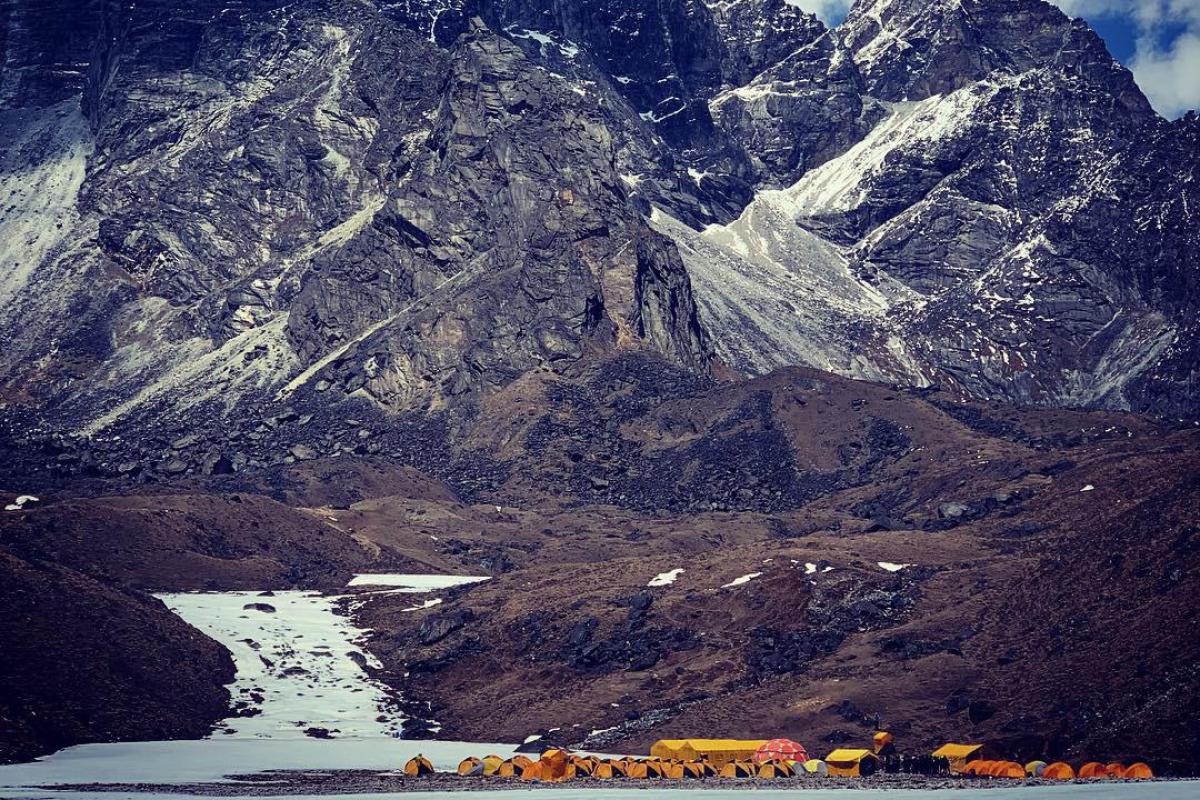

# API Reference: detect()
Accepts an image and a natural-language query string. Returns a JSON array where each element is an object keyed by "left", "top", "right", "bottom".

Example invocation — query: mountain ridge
[{"left": 0, "top": 0, "right": 1197, "bottom": 484}]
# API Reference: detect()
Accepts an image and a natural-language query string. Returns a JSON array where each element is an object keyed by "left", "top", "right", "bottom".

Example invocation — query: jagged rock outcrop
[
  {"left": 661, "top": 0, "right": 1200, "bottom": 415},
  {"left": 0, "top": 0, "right": 714, "bottom": 449}
]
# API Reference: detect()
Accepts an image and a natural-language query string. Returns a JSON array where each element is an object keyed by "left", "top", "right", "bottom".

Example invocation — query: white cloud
[
  {"left": 1053, "top": 0, "right": 1200, "bottom": 27},
  {"left": 1050, "top": 1, "right": 1200, "bottom": 117},
  {"left": 786, "top": 0, "right": 853, "bottom": 23},
  {"left": 1130, "top": 31, "right": 1200, "bottom": 116}
]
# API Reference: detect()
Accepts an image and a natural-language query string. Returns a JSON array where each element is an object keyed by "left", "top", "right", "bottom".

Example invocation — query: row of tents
[
  {"left": 932, "top": 744, "right": 1154, "bottom": 780},
  {"left": 445, "top": 750, "right": 834, "bottom": 782},
  {"left": 963, "top": 759, "right": 1154, "bottom": 781},
  {"left": 400, "top": 737, "right": 1155, "bottom": 783}
]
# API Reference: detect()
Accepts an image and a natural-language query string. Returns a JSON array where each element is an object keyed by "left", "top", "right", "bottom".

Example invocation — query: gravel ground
[{"left": 42, "top": 770, "right": 1173, "bottom": 795}]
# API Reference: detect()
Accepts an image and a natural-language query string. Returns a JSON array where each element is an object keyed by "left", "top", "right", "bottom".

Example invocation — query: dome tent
[
  {"left": 754, "top": 738, "right": 809, "bottom": 764},
  {"left": 403, "top": 755, "right": 434, "bottom": 777}
]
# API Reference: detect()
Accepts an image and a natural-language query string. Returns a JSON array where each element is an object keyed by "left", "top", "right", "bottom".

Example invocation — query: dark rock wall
[{"left": 0, "top": 0, "right": 102, "bottom": 109}]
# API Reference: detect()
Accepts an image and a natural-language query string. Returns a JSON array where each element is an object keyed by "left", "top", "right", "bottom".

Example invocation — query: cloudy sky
[{"left": 790, "top": 0, "right": 1200, "bottom": 118}]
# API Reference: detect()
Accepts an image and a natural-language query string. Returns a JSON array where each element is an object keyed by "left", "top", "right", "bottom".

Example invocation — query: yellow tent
[
  {"left": 651, "top": 739, "right": 767, "bottom": 767},
  {"left": 825, "top": 749, "right": 880, "bottom": 777},
  {"left": 481, "top": 754, "right": 505, "bottom": 776},
  {"left": 932, "top": 743, "right": 985, "bottom": 775},
  {"left": 802, "top": 758, "right": 828, "bottom": 775},
  {"left": 497, "top": 756, "right": 533, "bottom": 778},
  {"left": 593, "top": 760, "right": 627, "bottom": 779},
  {"left": 651, "top": 740, "right": 698, "bottom": 761},
  {"left": 757, "top": 760, "right": 794, "bottom": 779},
  {"left": 718, "top": 760, "right": 756, "bottom": 778}
]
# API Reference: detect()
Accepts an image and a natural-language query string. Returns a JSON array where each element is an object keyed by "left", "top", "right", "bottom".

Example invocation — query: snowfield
[
  {"left": 346, "top": 574, "right": 490, "bottom": 589},
  {"left": 153, "top": 575, "right": 491, "bottom": 740},
  {"left": 159, "top": 591, "right": 401, "bottom": 740},
  {"left": 722, "top": 572, "right": 763, "bottom": 588},
  {"left": 647, "top": 568, "right": 684, "bottom": 587}
]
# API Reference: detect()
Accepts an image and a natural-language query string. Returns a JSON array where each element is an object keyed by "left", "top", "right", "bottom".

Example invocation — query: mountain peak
[{"left": 842, "top": 0, "right": 1152, "bottom": 117}]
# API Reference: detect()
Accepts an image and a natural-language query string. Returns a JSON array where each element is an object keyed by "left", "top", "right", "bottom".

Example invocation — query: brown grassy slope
[
  {"left": 0, "top": 549, "right": 234, "bottom": 764},
  {"left": 350, "top": 365, "right": 1200, "bottom": 773},
  {"left": 0, "top": 492, "right": 391, "bottom": 590}
]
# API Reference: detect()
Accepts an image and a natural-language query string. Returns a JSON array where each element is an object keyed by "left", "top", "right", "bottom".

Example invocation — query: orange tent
[
  {"left": 538, "top": 749, "right": 574, "bottom": 783},
  {"left": 754, "top": 739, "right": 809, "bottom": 764},
  {"left": 1123, "top": 762, "right": 1153, "bottom": 780},
  {"left": 593, "top": 760, "right": 627, "bottom": 779},
  {"left": 682, "top": 761, "right": 708, "bottom": 778},
  {"left": 964, "top": 760, "right": 994, "bottom": 775},
  {"left": 661, "top": 761, "right": 685, "bottom": 780},
  {"left": 719, "top": 760, "right": 755, "bottom": 778},
  {"left": 498, "top": 756, "right": 532, "bottom": 778},
  {"left": 570, "top": 756, "right": 598, "bottom": 776},
  {"left": 1043, "top": 762, "right": 1076, "bottom": 780},
  {"left": 403, "top": 755, "right": 434, "bottom": 777},
  {"left": 625, "top": 761, "right": 650, "bottom": 779},
  {"left": 990, "top": 761, "right": 1026, "bottom": 779},
  {"left": 757, "top": 760, "right": 794, "bottom": 779},
  {"left": 457, "top": 757, "right": 483, "bottom": 776},
  {"left": 1079, "top": 762, "right": 1108, "bottom": 779}
]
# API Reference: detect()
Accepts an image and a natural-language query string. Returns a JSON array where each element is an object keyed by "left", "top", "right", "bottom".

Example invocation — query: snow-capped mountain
[{"left": 0, "top": 0, "right": 1196, "bottom": 479}]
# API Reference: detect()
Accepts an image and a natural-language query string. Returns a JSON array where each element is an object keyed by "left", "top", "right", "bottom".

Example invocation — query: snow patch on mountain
[
  {"left": 650, "top": 199, "right": 925, "bottom": 384},
  {"left": 780, "top": 85, "right": 993, "bottom": 218},
  {"left": 0, "top": 100, "right": 90, "bottom": 316}
]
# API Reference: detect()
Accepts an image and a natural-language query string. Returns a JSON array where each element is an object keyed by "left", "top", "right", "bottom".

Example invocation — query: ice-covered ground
[
  {"left": 0, "top": 739, "right": 518, "bottom": 790},
  {"left": 155, "top": 575, "right": 489, "bottom": 740},
  {"left": 158, "top": 591, "right": 400, "bottom": 739},
  {"left": 346, "top": 574, "right": 490, "bottom": 589}
]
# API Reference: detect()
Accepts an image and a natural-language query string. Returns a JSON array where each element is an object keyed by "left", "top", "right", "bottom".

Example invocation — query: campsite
[{"left": 0, "top": 578, "right": 1183, "bottom": 798}]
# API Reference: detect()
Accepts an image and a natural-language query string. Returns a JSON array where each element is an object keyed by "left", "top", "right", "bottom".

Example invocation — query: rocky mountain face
[
  {"left": 672, "top": 0, "right": 1199, "bottom": 413},
  {"left": 0, "top": 0, "right": 1197, "bottom": 485}
]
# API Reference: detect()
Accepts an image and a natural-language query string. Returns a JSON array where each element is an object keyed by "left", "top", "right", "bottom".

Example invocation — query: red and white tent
[{"left": 753, "top": 738, "right": 809, "bottom": 764}]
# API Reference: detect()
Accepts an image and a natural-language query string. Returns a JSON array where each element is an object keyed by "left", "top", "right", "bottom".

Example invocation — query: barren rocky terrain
[
  {"left": 3, "top": 355, "right": 1197, "bottom": 772},
  {"left": 1, "top": 0, "right": 1198, "bottom": 780}
]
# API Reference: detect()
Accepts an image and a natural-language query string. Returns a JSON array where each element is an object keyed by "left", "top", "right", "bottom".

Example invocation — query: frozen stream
[
  {"left": 158, "top": 591, "right": 397, "bottom": 739},
  {"left": 156, "top": 575, "right": 489, "bottom": 739}
]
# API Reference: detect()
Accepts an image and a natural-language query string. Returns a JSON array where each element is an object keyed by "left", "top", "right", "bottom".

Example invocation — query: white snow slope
[{"left": 158, "top": 591, "right": 401, "bottom": 740}]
